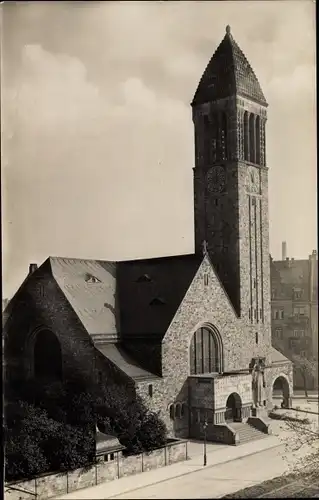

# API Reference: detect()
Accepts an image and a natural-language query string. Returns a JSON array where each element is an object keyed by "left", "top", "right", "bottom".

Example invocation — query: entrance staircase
[{"left": 229, "top": 422, "right": 267, "bottom": 445}]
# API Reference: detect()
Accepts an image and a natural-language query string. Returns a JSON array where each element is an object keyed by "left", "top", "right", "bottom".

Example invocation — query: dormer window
[
  {"left": 149, "top": 297, "right": 166, "bottom": 306},
  {"left": 85, "top": 273, "right": 101, "bottom": 284},
  {"left": 136, "top": 274, "right": 152, "bottom": 283}
]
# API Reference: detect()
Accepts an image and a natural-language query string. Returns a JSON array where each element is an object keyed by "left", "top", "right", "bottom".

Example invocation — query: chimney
[
  {"left": 282, "top": 241, "right": 287, "bottom": 261},
  {"left": 309, "top": 250, "right": 317, "bottom": 301},
  {"left": 29, "top": 263, "right": 38, "bottom": 275}
]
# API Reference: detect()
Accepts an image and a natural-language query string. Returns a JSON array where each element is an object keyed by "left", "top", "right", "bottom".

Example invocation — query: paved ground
[
  {"left": 54, "top": 398, "right": 318, "bottom": 500},
  {"left": 223, "top": 472, "right": 319, "bottom": 498}
]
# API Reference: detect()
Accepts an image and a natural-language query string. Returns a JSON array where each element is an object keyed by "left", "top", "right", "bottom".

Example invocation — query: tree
[
  {"left": 282, "top": 406, "right": 319, "bottom": 481},
  {"left": 292, "top": 354, "right": 318, "bottom": 397}
]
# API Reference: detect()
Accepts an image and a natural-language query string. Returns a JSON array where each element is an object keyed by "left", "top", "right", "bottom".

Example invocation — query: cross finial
[
  {"left": 202, "top": 240, "right": 208, "bottom": 256},
  {"left": 226, "top": 25, "right": 231, "bottom": 35}
]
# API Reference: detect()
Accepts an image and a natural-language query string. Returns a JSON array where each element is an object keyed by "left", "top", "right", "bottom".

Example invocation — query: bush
[
  {"left": 5, "top": 400, "right": 94, "bottom": 481},
  {"left": 5, "top": 376, "right": 168, "bottom": 480},
  {"left": 268, "top": 410, "right": 310, "bottom": 424}
]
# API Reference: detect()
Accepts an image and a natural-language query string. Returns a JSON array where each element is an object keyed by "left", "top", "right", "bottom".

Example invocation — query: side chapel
[{"left": 4, "top": 27, "right": 293, "bottom": 445}]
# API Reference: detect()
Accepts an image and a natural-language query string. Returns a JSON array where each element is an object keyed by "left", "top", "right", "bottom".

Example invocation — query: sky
[{"left": 2, "top": 0, "right": 317, "bottom": 299}]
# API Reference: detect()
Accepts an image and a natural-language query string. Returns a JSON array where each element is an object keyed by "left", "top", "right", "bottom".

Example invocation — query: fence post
[
  {"left": 117, "top": 451, "right": 120, "bottom": 479},
  {"left": 186, "top": 440, "right": 188, "bottom": 460},
  {"left": 95, "top": 463, "right": 97, "bottom": 485},
  {"left": 141, "top": 453, "right": 144, "bottom": 473},
  {"left": 164, "top": 446, "right": 167, "bottom": 466},
  {"left": 35, "top": 477, "right": 37, "bottom": 499},
  {"left": 66, "top": 471, "right": 69, "bottom": 494}
]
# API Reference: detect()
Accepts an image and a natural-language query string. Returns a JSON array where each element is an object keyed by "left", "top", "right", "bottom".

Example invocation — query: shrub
[
  {"left": 5, "top": 400, "right": 94, "bottom": 481},
  {"left": 5, "top": 375, "right": 168, "bottom": 480}
]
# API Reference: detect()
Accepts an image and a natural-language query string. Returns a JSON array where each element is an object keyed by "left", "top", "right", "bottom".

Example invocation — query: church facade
[{"left": 4, "top": 27, "right": 293, "bottom": 445}]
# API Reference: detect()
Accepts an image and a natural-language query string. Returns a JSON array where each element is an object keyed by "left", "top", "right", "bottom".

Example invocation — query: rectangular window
[
  {"left": 104, "top": 454, "right": 108, "bottom": 462},
  {"left": 148, "top": 384, "right": 153, "bottom": 397},
  {"left": 293, "top": 306, "right": 306, "bottom": 317},
  {"left": 275, "top": 328, "right": 283, "bottom": 339},
  {"left": 279, "top": 310, "right": 284, "bottom": 319},
  {"left": 249, "top": 308, "right": 251, "bottom": 319},
  {"left": 110, "top": 453, "right": 115, "bottom": 461},
  {"left": 204, "top": 273, "right": 209, "bottom": 286},
  {"left": 300, "top": 350, "right": 306, "bottom": 358}
]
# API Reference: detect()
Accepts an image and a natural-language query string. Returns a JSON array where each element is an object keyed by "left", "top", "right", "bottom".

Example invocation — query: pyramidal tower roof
[{"left": 192, "top": 25, "right": 267, "bottom": 107}]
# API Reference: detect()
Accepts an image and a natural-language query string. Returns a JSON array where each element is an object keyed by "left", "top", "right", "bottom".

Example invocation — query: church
[{"left": 4, "top": 27, "right": 293, "bottom": 445}]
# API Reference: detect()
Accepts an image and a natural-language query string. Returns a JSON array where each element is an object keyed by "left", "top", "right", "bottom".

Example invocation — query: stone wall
[
  {"left": 213, "top": 373, "right": 252, "bottom": 410},
  {"left": 150, "top": 254, "right": 271, "bottom": 437},
  {"left": 4, "top": 260, "right": 134, "bottom": 397},
  {"left": 4, "top": 440, "right": 188, "bottom": 500}
]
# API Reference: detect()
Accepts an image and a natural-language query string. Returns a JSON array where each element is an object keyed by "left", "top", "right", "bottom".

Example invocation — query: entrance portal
[{"left": 225, "top": 393, "right": 242, "bottom": 422}]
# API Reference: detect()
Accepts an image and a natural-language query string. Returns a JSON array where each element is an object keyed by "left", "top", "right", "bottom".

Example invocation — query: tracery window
[
  {"left": 190, "top": 327, "right": 221, "bottom": 375},
  {"left": 249, "top": 113, "right": 255, "bottom": 163},
  {"left": 244, "top": 111, "right": 249, "bottom": 161},
  {"left": 255, "top": 115, "right": 261, "bottom": 165}
]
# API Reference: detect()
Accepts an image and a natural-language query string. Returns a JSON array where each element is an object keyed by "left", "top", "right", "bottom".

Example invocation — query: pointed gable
[{"left": 192, "top": 25, "right": 267, "bottom": 106}]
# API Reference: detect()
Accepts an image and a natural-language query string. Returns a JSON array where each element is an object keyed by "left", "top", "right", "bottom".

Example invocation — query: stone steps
[{"left": 230, "top": 422, "right": 267, "bottom": 444}]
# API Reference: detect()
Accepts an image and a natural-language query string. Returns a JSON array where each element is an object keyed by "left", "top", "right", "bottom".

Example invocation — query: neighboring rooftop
[{"left": 192, "top": 25, "right": 267, "bottom": 107}]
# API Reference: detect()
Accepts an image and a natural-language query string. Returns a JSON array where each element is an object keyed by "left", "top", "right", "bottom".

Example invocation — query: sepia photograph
[{"left": 2, "top": 1, "right": 318, "bottom": 499}]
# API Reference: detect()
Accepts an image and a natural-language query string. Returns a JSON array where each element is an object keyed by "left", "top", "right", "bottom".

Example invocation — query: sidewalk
[{"left": 54, "top": 435, "right": 282, "bottom": 500}]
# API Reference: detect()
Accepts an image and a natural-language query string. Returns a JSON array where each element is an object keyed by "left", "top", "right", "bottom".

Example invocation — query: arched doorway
[
  {"left": 225, "top": 393, "right": 242, "bottom": 422},
  {"left": 34, "top": 329, "right": 62, "bottom": 381},
  {"left": 272, "top": 376, "right": 291, "bottom": 408}
]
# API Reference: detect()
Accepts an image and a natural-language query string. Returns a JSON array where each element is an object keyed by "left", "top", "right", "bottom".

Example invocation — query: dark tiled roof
[
  {"left": 192, "top": 26, "right": 267, "bottom": 106},
  {"left": 95, "top": 429, "right": 124, "bottom": 454},
  {"left": 270, "top": 347, "right": 291, "bottom": 365},
  {"left": 50, "top": 257, "right": 118, "bottom": 336},
  {"left": 96, "top": 343, "right": 160, "bottom": 381},
  {"left": 118, "top": 254, "right": 202, "bottom": 339}
]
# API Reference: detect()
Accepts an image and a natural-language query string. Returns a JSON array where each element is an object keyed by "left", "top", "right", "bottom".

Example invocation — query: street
[
  {"left": 107, "top": 444, "right": 289, "bottom": 499},
  {"left": 54, "top": 399, "right": 318, "bottom": 500}
]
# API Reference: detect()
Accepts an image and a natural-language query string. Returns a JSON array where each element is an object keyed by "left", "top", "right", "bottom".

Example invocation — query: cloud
[{"left": 2, "top": 1, "right": 317, "bottom": 297}]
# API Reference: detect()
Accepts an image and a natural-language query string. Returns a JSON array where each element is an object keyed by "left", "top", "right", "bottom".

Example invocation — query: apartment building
[{"left": 270, "top": 242, "right": 318, "bottom": 389}]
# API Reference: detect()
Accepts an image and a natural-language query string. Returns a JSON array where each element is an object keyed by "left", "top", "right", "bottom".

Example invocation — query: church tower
[{"left": 192, "top": 26, "right": 270, "bottom": 335}]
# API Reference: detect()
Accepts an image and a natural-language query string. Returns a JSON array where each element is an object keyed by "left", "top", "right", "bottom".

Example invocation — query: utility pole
[{"left": 203, "top": 418, "right": 208, "bottom": 466}]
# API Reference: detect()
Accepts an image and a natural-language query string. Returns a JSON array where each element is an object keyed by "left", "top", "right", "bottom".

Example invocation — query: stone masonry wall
[
  {"left": 213, "top": 374, "right": 252, "bottom": 410},
  {"left": 4, "top": 441, "right": 188, "bottom": 500},
  {"left": 4, "top": 260, "right": 134, "bottom": 396},
  {"left": 139, "top": 255, "right": 273, "bottom": 437}
]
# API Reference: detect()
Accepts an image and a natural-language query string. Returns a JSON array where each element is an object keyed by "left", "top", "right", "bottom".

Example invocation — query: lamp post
[{"left": 203, "top": 418, "right": 208, "bottom": 466}]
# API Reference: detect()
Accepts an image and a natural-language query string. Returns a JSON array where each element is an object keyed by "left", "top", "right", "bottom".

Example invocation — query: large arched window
[
  {"left": 244, "top": 112, "right": 249, "bottom": 161},
  {"left": 190, "top": 326, "right": 222, "bottom": 375},
  {"left": 255, "top": 115, "right": 261, "bottom": 165},
  {"left": 34, "top": 329, "right": 62, "bottom": 381},
  {"left": 249, "top": 113, "right": 256, "bottom": 163}
]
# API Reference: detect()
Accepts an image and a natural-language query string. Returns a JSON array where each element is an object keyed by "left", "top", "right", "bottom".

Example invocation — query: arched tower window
[
  {"left": 249, "top": 113, "right": 256, "bottom": 163},
  {"left": 210, "top": 112, "right": 218, "bottom": 163},
  {"left": 244, "top": 112, "right": 249, "bottom": 161},
  {"left": 34, "top": 329, "right": 62, "bottom": 381},
  {"left": 219, "top": 112, "right": 228, "bottom": 161},
  {"left": 190, "top": 326, "right": 222, "bottom": 375},
  {"left": 255, "top": 115, "right": 261, "bottom": 165}
]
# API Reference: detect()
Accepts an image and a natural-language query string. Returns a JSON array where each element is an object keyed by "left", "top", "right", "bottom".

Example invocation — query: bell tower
[{"left": 192, "top": 26, "right": 270, "bottom": 335}]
